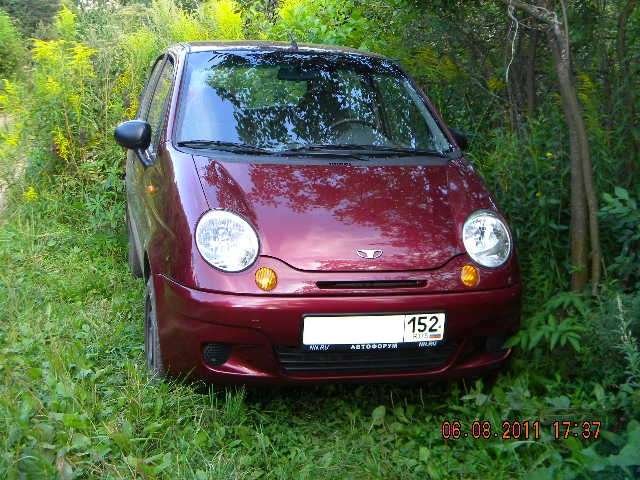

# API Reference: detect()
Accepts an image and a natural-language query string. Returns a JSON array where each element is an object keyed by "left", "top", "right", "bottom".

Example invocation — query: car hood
[{"left": 192, "top": 155, "right": 490, "bottom": 272}]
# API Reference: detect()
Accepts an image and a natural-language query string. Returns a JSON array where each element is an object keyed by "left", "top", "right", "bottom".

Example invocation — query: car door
[
  {"left": 126, "top": 56, "right": 164, "bottom": 250},
  {"left": 126, "top": 56, "right": 176, "bottom": 256}
]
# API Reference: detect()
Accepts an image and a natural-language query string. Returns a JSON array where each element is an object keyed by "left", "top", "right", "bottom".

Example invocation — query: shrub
[
  {"left": 199, "top": 0, "right": 244, "bottom": 40},
  {"left": 269, "top": 0, "right": 368, "bottom": 46},
  {"left": 600, "top": 187, "right": 640, "bottom": 290},
  {"left": 0, "top": 0, "right": 59, "bottom": 36},
  {"left": 472, "top": 121, "right": 571, "bottom": 305},
  {"left": 30, "top": 36, "right": 97, "bottom": 172},
  {"left": 0, "top": 9, "right": 23, "bottom": 80}
]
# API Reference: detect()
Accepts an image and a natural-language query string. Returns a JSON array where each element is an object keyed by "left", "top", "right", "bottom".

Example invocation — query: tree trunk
[
  {"left": 525, "top": 29, "right": 538, "bottom": 118},
  {"left": 502, "top": 0, "right": 602, "bottom": 293},
  {"left": 547, "top": 22, "right": 601, "bottom": 293},
  {"left": 617, "top": 0, "right": 638, "bottom": 85},
  {"left": 616, "top": 0, "right": 639, "bottom": 179},
  {"left": 548, "top": 31, "right": 588, "bottom": 289},
  {"left": 601, "top": 51, "right": 614, "bottom": 132}
]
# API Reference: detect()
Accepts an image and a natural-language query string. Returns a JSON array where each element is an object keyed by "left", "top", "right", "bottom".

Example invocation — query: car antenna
[{"left": 288, "top": 32, "right": 298, "bottom": 51}]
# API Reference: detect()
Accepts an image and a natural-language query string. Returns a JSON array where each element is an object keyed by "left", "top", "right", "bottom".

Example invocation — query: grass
[{"left": 1, "top": 180, "right": 638, "bottom": 479}]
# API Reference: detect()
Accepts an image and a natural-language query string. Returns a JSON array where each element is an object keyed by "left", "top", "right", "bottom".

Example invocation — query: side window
[
  {"left": 145, "top": 59, "right": 175, "bottom": 157},
  {"left": 138, "top": 58, "right": 165, "bottom": 119}
]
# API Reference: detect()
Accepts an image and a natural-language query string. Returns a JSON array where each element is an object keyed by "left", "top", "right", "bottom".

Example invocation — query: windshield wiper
[
  {"left": 178, "top": 140, "right": 445, "bottom": 160},
  {"left": 278, "top": 146, "right": 369, "bottom": 162},
  {"left": 280, "top": 144, "right": 447, "bottom": 157},
  {"left": 359, "top": 145, "right": 447, "bottom": 157},
  {"left": 177, "top": 140, "right": 271, "bottom": 155}
]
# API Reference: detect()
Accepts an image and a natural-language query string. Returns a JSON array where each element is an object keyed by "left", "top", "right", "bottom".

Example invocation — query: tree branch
[{"left": 500, "top": 0, "right": 559, "bottom": 25}]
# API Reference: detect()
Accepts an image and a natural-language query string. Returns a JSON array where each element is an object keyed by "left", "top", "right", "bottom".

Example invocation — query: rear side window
[{"left": 146, "top": 60, "right": 174, "bottom": 155}]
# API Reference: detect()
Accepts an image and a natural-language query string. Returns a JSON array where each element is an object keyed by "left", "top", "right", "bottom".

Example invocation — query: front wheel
[{"left": 144, "top": 277, "right": 166, "bottom": 378}]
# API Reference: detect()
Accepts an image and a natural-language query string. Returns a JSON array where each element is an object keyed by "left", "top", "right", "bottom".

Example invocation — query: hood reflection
[{"left": 199, "top": 159, "right": 462, "bottom": 271}]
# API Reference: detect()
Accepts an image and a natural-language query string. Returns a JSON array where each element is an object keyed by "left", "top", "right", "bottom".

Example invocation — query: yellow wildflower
[
  {"left": 68, "top": 93, "right": 81, "bottom": 111},
  {"left": 55, "top": 5, "right": 77, "bottom": 40},
  {"left": 440, "top": 57, "right": 459, "bottom": 82},
  {"left": 23, "top": 186, "right": 38, "bottom": 202},
  {"left": 487, "top": 76, "right": 505, "bottom": 92},
  {"left": 32, "top": 39, "right": 65, "bottom": 64},
  {"left": 202, "top": 0, "right": 244, "bottom": 40},
  {"left": 5, "top": 131, "right": 20, "bottom": 147},
  {"left": 125, "top": 101, "right": 139, "bottom": 119},
  {"left": 53, "top": 128, "right": 71, "bottom": 162},
  {"left": 545, "top": 152, "right": 554, "bottom": 159},
  {"left": 3, "top": 79, "right": 18, "bottom": 98},
  {"left": 0, "top": 80, "right": 18, "bottom": 109},
  {"left": 71, "top": 44, "right": 96, "bottom": 76},
  {"left": 44, "top": 76, "right": 62, "bottom": 96}
]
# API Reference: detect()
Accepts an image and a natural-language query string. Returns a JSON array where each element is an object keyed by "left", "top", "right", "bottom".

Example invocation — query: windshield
[{"left": 176, "top": 50, "right": 451, "bottom": 154}]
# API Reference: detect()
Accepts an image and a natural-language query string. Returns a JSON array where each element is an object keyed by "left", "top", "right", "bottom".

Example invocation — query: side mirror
[
  {"left": 450, "top": 128, "right": 469, "bottom": 151},
  {"left": 114, "top": 120, "right": 152, "bottom": 166}
]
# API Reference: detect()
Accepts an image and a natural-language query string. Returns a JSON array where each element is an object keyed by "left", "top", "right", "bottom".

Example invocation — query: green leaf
[
  {"left": 614, "top": 186, "right": 630, "bottom": 201},
  {"left": 62, "top": 413, "right": 89, "bottom": 430},
  {"left": 371, "top": 405, "right": 386, "bottom": 426},
  {"left": 393, "top": 406, "right": 410, "bottom": 423},
  {"left": 608, "top": 420, "right": 640, "bottom": 467},
  {"left": 55, "top": 455, "right": 74, "bottom": 480},
  {"left": 580, "top": 445, "right": 609, "bottom": 472},
  {"left": 528, "top": 466, "right": 556, "bottom": 480},
  {"left": 546, "top": 395, "right": 570, "bottom": 410},
  {"left": 529, "top": 330, "right": 546, "bottom": 350},
  {"left": 71, "top": 433, "right": 90, "bottom": 450},
  {"left": 111, "top": 431, "right": 131, "bottom": 451},
  {"left": 419, "top": 446, "right": 430, "bottom": 463},
  {"left": 608, "top": 444, "right": 640, "bottom": 467},
  {"left": 567, "top": 336, "right": 581, "bottom": 352}
]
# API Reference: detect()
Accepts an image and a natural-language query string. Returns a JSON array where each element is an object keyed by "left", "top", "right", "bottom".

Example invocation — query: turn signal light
[
  {"left": 255, "top": 267, "right": 278, "bottom": 291},
  {"left": 461, "top": 264, "right": 480, "bottom": 287}
]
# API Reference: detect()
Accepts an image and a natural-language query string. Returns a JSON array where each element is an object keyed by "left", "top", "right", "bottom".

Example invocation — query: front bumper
[{"left": 154, "top": 274, "right": 521, "bottom": 384}]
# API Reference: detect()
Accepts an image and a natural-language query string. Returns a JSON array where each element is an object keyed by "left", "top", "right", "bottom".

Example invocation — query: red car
[{"left": 115, "top": 41, "right": 521, "bottom": 384}]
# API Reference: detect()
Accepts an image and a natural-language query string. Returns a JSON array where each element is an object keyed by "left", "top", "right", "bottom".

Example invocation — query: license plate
[{"left": 302, "top": 313, "right": 446, "bottom": 351}]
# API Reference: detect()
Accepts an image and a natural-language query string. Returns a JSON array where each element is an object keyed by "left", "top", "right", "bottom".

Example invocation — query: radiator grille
[
  {"left": 316, "top": 280, "right": 426, "bottom": 289},
  {"left": 275, "top": 342, "right": 457, "bottom": 373}
]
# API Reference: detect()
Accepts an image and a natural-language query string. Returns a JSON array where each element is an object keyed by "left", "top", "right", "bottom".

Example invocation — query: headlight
[
  {"left": 195, "top": 210, "right": 259, "bottom": 272},
  {"left": 462, "top": 210, "right": 512, "bottom": 268}
]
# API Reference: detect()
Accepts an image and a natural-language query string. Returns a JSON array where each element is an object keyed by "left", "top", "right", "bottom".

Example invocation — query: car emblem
[{"left": 356, "top": 249, "right": 383, "bottom": 259}]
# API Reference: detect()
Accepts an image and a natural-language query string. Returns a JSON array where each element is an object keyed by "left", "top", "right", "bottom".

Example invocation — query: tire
[
  {"left": 127, "top": 208, "right": 143, "bottom": 278},
  {"left": 145, "top": 277, "right": 166, "bottom": 378}
]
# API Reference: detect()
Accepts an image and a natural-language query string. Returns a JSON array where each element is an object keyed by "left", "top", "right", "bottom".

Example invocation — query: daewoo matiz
[{"left": 115, "top": 41, "right": 521, "bottom": 383}]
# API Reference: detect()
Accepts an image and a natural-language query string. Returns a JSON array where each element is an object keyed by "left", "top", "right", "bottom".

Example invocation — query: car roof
[{"left": 170, "top": 40, "right": 387, "bottom": 60}]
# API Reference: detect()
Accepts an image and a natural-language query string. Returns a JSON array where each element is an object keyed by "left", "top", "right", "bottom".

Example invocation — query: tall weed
[{"left": 0, "top": 9, "right": 24, "bottom": 80}]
